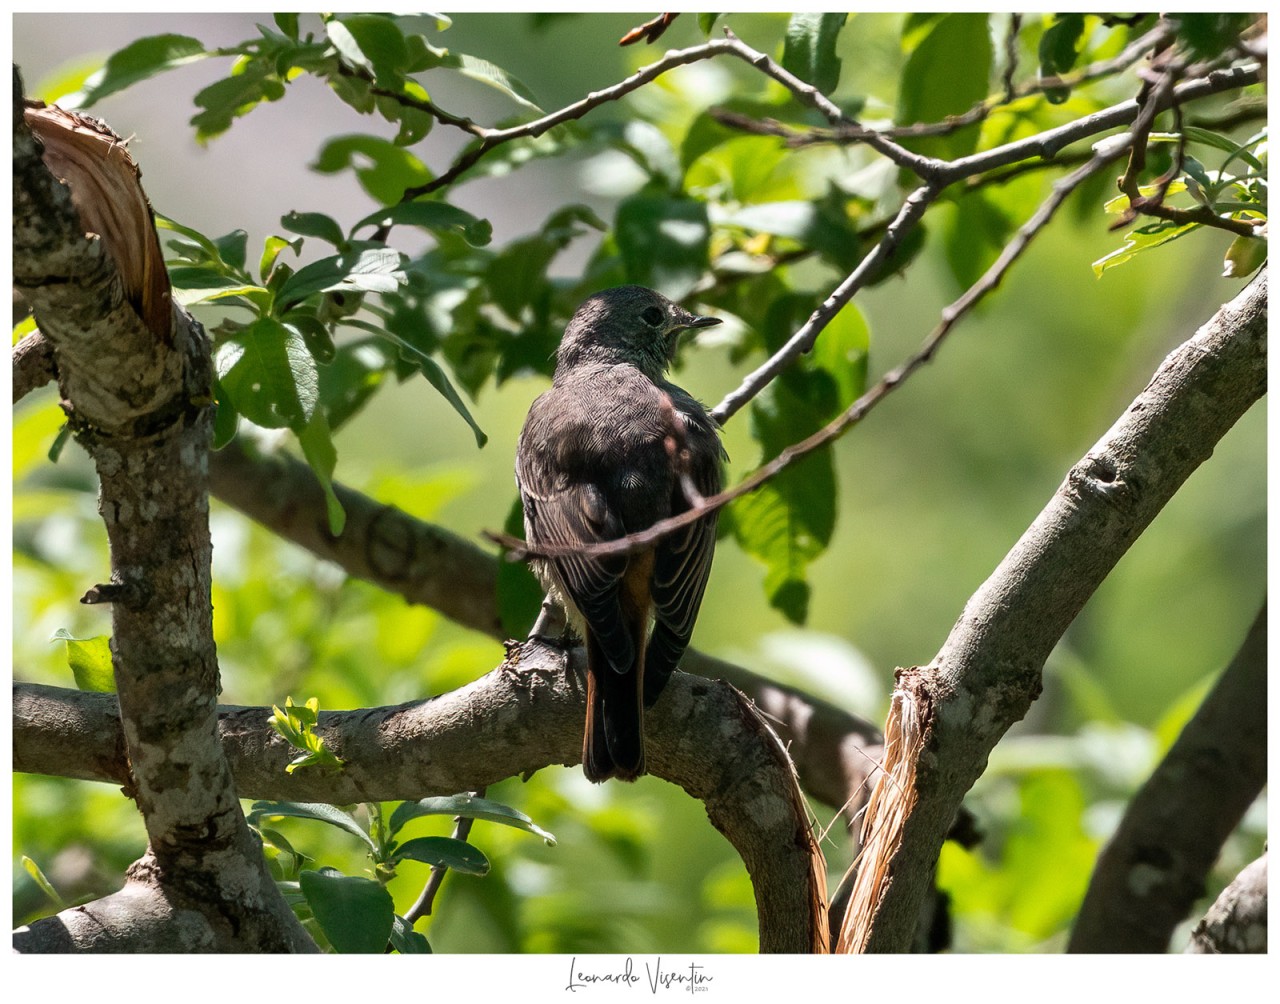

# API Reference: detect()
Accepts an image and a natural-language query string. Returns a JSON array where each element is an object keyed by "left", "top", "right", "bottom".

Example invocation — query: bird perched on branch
[{"left": 515, "top": 285, "right": 724, "bottom": 782}]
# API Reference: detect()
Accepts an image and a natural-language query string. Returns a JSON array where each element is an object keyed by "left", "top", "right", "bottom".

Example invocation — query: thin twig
[
  {"left": 1001, "top": 14, "right": 1022, "bottom": 104},
  {"left": 404, "top": 788, "right": 484, "bottom": 925},
  {"left": 488, "top": 140, "right": 1132, "bottom": 565}
]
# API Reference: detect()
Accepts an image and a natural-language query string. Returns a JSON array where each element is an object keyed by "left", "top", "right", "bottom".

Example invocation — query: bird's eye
[{"left": 641, "top": 305, "right": 664, "bottom": 327}]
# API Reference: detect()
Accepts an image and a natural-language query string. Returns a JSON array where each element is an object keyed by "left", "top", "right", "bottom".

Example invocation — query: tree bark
[
  {"left": 837, "top": 268, "right": 1267, "bottom": 953},
  {"left": 1069, "top": 603, "right": 1267, "bottom": 952},
  {"left": 15, "top": 641, "right": 829, "bottom": 953},
  {"left": 12, "top": 74, "right": 314, "bottom": 953},
  {"left": 1184, "top": 852, "right": 1267, "bottom": 954}
]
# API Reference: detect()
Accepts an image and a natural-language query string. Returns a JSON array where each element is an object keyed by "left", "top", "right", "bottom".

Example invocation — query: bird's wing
[
  {"left": 516, "top": 408, "right": 635, "bottom": 672},
  {"left": 648, "top": 402, "right": 722, "bottom": 678}
]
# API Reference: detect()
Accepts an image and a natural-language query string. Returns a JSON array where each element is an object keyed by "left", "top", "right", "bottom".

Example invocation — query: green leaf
[
  {"left": 389, "top": 793, "right": 557, "bottom": 845},
  {"left": 248, "top": 802, "right": 376, "bottom": 850},
  {"left": 1103, "top": 179, "right": 1189, "bottom": 214},
  {"left": 168, "top": 268, "right": 268, "bottom": 308},
  {"left": 325, "top": 19, "right": 372, "bottom": 75},
  {"left": 259, "top": 235, "right": 302, "bottom": 282},
  {"left": 389, "top": 914, "right": 432, "bottom": 954},
  {"left": 1173, "top": 13, "right": 1254, "bottom": 61},
  {"left": 808, "top": 302, "right": 870, "bottom": 410},
  {"left": 297, "top": 412, "right": 347, "bottom": 535},
  {"left": 615, "top": 195, "right": 711, "bottom": 300},
  {"left": 50, "top": 630, "right": 115, "bottom": 693},
  {"left": 1181, "top": 126, "right": 1266, "bottom": 173},
  {"left": 450, "top": 52, "right": 543, "bottom": 115},
  {"left": 725, "top": 293, "right": 862, "bottom": 623},
  {"left": 191, "top": 61, "right": 286, "bottom": 142},
  {"left": 211, "top": 376, "right": 239, "bottom": 448},
  {"left": 898, "top": 13, "right": 992, "bottom": 160},
  {"left": 21, "top": 857, "right": 68, "bottom": 910},
  {"left": 1039, "top": 14, "right": 1086, "bottom": 104},
  {"left": 285, "top": 311, "right": 337, "bottom": 364},
  {"left": 716, "top": 194, "right": 862, "bottom": 270},
  {"left": 214, "top": 230, "right": 249, "bottom": 272},
  {"left": 379, "top": 327, "right": 487, "bottom": 447},
  {"left": 318, "top": 340, "right": 390, "bottom": 432},
  {"left": 276, "top": 248, "right": 407, "bottom": 310},
  {"left": 698, "top": 14, "right": 721, "bottom": 35},
  {"left": 1092, "top": 219, "right": 1201, "bottom": 276},
  {"left": 1223, "top": 235, "right": 1267, "bottom": 278},
  {"left": 32, "top": 55, "right": 106, "bottom": 106},
  {"left": 782, "top": 13, "right": 847, "bottom": 95},
  {"left": 299, "top": 868, "right": 395, "bottom": 953},
  {"left": 312, "top": 134, "right": 433, "bottom": 203},
  {"left": 328, "top": 14, "right": 411, "bottom": 88},
  {"left": 155, "top": 214, "right": 227, "bottom": 266},
  {"left": 216, "top": 316, "right": 318, "bottom": 430},
  {"left": 942, "top": 191, "right": 1015, "bottom": 290},
  {"left": 392, "top": 836, "right": 490, "bottom": 875},
  {"left": 352, "top": 201, "right": 492, "bottom": 247},
  {"left": 281, "top": 211, "right": 348, "bottom": 249},
  {"left": 75, "top": 34, "right": 207, "bottom": 108},
  {"left": 274, "top": 13, "right": 300, "bottom": 39},
  {"left": 267, "top": 695, "right": 345, "bottom": 773}
]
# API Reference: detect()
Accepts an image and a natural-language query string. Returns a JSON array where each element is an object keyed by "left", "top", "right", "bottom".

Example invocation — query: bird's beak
[
  {"left": 670, "top": 309, "right": 722, "bottom": 334},
  {"left": 684, "top": 314, "right": 722, "bottom": 330}
]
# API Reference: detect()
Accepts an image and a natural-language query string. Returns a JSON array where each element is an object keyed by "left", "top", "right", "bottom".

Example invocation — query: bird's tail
[{"left": 582, "top": 627, "right": 646, "bottom": 782}]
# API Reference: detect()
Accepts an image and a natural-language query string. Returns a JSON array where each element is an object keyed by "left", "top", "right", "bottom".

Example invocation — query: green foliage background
[{"left": 12, "top": 13, "right": 1266, "bottom": 952}]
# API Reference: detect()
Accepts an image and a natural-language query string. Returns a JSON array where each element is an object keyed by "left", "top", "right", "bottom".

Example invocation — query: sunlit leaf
[
  {"left": 248, "top": 802, "right": 375, "bottom": 849},
  {"left": 75, "top": 34, "right": 207, "bottom": 108},
  {"left": 297, "top": 411, "right": 347, "bottom": 535},
  {"left": 1223, "top": 235, "right": 1267, "bottom": 278},
  {"left": 390, "top": 793, "right": 557, "bottom": 845},
  {"left": 1092, "top": 219, "right": 1201, "bottom": 276},
  {"left": 353, "top": 201, "right": 492, "bottom": 247},
  {"left": 276, "top": 248, "right": 407, "bottom": 309},
  {"left": 50, "top": 630, "right": 115, "bottom": 693},
  {"left": 216, "top": 316, "right": 318, "bottom": 430},
  {"left": 312, "top": 134, "right": 433, "bottom": 203}
]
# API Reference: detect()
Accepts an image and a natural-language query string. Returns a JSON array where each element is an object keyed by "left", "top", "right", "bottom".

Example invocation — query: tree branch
[
  {"left": 1068, "top": 602, "right": 1267, "bottom": 952},
  {"left": 495, "top": 137, "right": 1128, "bottom": 566},
  {"left": 203, "top": 437, "right": 883, "bottom": 815},
  {"left": 1184, "top": 852, "right": 1267, "bottom": 954},
  {"left": 12, "top": 74, "right": 314, "bottom": 953},
  {"left": 15, "top": 641, "right": 829, "bottom": 953},
  {"left": 836, "top": 267, "right": 1267, "bottom": 952}
]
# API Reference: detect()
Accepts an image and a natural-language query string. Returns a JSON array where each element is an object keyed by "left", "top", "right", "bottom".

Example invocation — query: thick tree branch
[
  {"left": 208, "top": 436, "right": 504, "bottom": 639},
  {"left": 1184, "top": 852, "right": 1267, "bottom": 954},
  {"left": 12, "top": 76, "right": 313, "bottom": 953},
  {"left": 15, "top": 642, "right": 829, "bottom": 953},
  {"left": 12, "top": 328, "right": 56, "bottom": 403},
  {"left": 1068, "top": 602, "right": 1267, "bottom": 952},
  {"left": 837, "top": 268, "right": 1267, "bottom": 952},
  {"left": 204, "top": 437, "right": 882, "bottom": 814}
]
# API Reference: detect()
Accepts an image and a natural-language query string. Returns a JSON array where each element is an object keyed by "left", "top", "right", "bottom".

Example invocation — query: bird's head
[{"left": 556, "top": 285, "right": 721, "bottom": 379}]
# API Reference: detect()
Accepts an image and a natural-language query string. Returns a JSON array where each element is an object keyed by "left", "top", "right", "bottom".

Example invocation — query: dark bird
[{"left": 515, "top": 285, "right": 724, "bottom": 782}]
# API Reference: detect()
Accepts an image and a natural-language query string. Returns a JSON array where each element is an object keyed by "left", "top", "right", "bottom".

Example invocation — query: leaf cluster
[{"left": 248, "top": 789, "right": 555, "bottom": 953}]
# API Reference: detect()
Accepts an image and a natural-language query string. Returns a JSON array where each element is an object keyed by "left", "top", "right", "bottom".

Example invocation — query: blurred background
[{"left": 12, "top": 13, "right": 1266, "bottom": 952}]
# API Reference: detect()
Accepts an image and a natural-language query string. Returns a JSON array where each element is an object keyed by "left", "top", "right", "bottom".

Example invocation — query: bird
[{"left": 515, "top": 285, "right": 724, "bottom": 782}]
